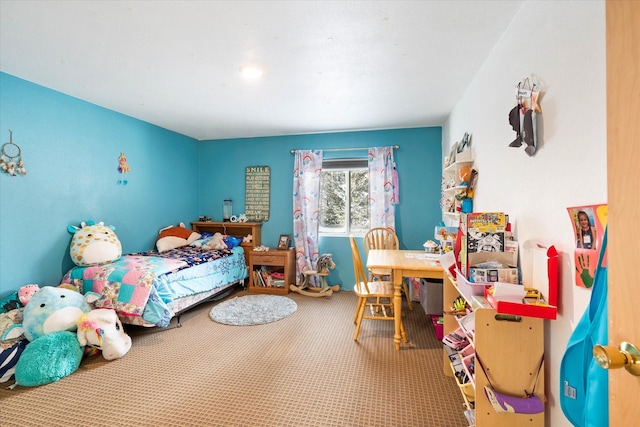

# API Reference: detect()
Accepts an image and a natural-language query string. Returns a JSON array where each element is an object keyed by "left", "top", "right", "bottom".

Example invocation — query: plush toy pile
[
  {"left": 0, "top": 285, "right": 131, "bottom": 387},
  {"left": 201, "top": 232, "right": 228, "bottom": 250},
  {"left": 1, "top": 219, "right": 133, "bottom": 387}
]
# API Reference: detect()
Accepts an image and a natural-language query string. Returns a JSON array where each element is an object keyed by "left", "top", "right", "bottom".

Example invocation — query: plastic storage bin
[
  {"left": 420, "top": 278, "right": 443, "bottom": 315},
  {"left": 455, "top": 268, "right": 490, "bottom": 299}
]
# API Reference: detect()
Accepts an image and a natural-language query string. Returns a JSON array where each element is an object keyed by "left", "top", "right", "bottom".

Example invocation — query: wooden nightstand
[{"left": 248, "top": 249, "right": 295, "bottom": 295}]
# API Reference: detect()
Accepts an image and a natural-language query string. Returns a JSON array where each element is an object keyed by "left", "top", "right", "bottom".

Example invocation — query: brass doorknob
[{"left": 593, "top": 342, "right": 640, "bottom": 376}]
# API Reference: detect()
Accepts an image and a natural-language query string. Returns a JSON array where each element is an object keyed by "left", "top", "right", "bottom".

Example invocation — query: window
[{"left": 319, "top": 158, "right": 369, "bottom": 235}]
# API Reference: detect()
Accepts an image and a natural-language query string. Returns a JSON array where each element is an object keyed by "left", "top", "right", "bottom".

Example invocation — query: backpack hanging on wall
[{"left": 559, "top": 227, "right": 608, "bottom": 426}]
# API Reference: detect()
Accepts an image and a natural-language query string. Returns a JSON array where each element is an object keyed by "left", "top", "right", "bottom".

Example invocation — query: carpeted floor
[{"left": 0, "top": 289, "right": 468, "bottom": 426}]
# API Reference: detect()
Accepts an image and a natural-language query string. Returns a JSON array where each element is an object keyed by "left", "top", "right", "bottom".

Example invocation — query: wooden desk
[{"left": 366, "top": 249, "right": 443, "bottom": 350}]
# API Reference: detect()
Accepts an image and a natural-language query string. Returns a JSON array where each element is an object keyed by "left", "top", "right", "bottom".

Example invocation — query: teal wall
[
  {"left": 0, "top": 71, "right": 442, "bottom": 295},
  {"left": 0, "top": 73, "right": 199, "bottom": 294},
  {"left": 199, "top": 128, "right": 442, "bottom": 290}
]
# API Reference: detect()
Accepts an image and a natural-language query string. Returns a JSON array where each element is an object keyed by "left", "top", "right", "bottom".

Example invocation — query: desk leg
[{"left": 394, "top": 270, "right": 403, "bottom": 350}]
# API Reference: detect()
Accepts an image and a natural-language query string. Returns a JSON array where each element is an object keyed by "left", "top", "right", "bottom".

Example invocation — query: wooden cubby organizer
[
  {"left": 442, "top": 271, "right": 545, "bottom": 427},
  {"left": 248, "top": 248, "right": 294, "bottom": 295}
]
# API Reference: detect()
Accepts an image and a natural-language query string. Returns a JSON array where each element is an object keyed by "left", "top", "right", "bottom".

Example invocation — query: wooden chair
[
  {"left": 363, "top": 227, "right": 412, "bottom": 310},
  {"left": 349, "top": 236, "right": 407, "bottom": 342}
]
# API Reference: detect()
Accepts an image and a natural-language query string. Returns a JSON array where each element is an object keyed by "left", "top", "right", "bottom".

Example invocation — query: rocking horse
[{"left": 290, "top": 253, "right": 340, "bottom": 297}]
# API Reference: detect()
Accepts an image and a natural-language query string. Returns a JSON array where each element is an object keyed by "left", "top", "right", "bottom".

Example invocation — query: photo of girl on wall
[
  {"left": 567, "top": 204, "right": 607, "bottom": 288},
  {"left": 574, "top": 209, "right": 598, "bottom": 250}
]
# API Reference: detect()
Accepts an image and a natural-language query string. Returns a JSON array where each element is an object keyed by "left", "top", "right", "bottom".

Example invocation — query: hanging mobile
[{"left": 0, "top": 130, "right": 27, "bottom": 176}]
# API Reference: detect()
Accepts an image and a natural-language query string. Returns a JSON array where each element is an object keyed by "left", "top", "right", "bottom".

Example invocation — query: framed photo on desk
[{"left": 277, "top": 234, "right": 290, "bottom": 250}]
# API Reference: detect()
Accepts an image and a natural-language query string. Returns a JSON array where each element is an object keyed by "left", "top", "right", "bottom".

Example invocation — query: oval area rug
[{"left": 209, "top": 295, "right": 297, "bottom": 326}]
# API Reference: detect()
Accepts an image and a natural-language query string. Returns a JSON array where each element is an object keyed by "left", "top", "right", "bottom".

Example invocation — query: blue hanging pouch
[{"left": 559, "top": 227, "right": 608, "bottom": 426}]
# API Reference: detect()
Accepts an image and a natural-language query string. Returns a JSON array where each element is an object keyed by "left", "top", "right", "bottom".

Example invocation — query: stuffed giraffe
[{"left": 67, "top": 220, "right": 122, "bottom": 266}]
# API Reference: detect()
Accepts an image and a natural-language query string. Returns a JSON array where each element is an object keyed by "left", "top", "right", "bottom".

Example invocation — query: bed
[{"left": 61, "top": 237, "right": 249, "bottom": 328}]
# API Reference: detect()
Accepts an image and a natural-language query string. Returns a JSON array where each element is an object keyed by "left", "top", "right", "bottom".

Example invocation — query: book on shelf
[
  {"left": 254, "top": 270, "right": 267, "bottom": 287},
  {"left": 261, "top": 271, "right": 271, "bottom": 287}
]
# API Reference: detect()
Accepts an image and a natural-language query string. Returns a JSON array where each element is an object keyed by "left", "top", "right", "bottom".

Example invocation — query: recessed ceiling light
[{"left": 240, "top": 65, "right": 264, "bottom": 80}]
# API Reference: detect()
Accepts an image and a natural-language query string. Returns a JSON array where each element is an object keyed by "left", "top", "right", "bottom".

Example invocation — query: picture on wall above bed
[
  {"left": 245, "top": 165, "right": 270, "bottom": 221},
  {"left": 61, "top": 223, "right": 249, "bottom": 327}
]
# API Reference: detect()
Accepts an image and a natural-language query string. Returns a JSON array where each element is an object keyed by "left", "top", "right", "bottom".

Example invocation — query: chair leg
[
  {"left": 353, "top": 297, "right": 367, "bottom": 341},
  {"left": 353, "top": 296, "right": 364, "bottom": 324}
]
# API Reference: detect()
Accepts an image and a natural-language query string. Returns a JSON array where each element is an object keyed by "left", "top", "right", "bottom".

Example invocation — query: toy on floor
[
  {"left": 8, "top": 286, "right": 130, "bottom": 387},
  {"left": 77, "top": 309, "right": 131, "bottom": 360},
  {"left": 2, "top": 286, "right": 99, "bottom": 342},
  {"left": 13, "top": 330, "right": 84, "bottom": 387},
  {"left": 290, "top": 253, "right": 340, "bottom": 297},
  {"left": 17, "top": 284, "right": 40, "bottom": 306}
]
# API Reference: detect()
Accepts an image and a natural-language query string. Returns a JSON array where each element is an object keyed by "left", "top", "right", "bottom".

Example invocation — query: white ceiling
[{"left": 0, "top": 1, "right": 523, "bottom": 141}]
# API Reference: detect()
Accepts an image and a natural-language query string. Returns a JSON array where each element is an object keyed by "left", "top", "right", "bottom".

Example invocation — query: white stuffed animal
[
  {"left": 76, "top": 309, "right": 132, "bottom": 360},
  {"left": 202, "top": 232, "right": 228, "bottom": 250}
]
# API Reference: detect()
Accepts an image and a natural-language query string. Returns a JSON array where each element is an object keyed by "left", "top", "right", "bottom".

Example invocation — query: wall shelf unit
[{"left": 441, "top": 149, "right": 474, "bottom": 227}]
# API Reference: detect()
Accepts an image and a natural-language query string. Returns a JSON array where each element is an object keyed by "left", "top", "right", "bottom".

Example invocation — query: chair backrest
[
  {"left": 349, "top": 236, "right": 370, "bottom": 294},
  {"left": 363, "top": 227, "right": 399, "bottom": 255}
]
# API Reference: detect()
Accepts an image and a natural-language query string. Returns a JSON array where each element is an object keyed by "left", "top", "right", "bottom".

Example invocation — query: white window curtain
[
  {"left": 368, "top": 146, "right": 398, "bottom": 230},
  {"left": 292, "top": 150, "right": 323, "bottom": 286}
]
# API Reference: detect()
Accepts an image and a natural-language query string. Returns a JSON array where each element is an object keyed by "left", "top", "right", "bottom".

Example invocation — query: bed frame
[{"left": 169, "top": 280, "right": 242, "bottom": 327}]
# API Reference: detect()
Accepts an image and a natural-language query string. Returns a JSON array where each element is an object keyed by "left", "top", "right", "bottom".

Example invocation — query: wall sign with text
[{"left": 245, "top": 166, "right": 270, "bottom": 221}]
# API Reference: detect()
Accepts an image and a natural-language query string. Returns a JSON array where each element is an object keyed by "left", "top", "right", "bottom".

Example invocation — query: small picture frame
[{"left": 277, "top": 234, "right": 290, "bottom": 250}]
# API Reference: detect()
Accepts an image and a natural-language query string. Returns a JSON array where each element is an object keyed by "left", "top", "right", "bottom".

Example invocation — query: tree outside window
[{"left": 319, "top": 158, "right": 369, "bottom": 235}]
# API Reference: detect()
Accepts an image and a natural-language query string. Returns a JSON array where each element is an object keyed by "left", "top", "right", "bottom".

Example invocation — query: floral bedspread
[{"left": 61, "top": 247, "right": 233, "bottom": 317}]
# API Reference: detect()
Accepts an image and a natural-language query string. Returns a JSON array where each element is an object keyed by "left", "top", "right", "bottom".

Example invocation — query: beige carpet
[{"left": 0, "top": 290, "right": 467, "bottom": 426}]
